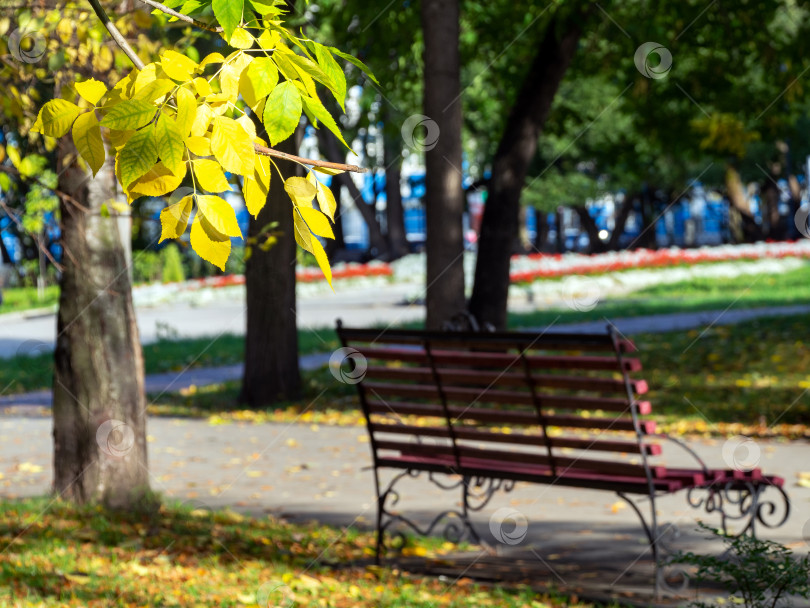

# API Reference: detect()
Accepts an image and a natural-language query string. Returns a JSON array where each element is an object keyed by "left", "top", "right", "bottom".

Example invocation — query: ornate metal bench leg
[
  {"left": 461, "top": 476, "right": 482, "bottom": 545},
  {"left": 617, "top": 492, "right": 661, "bottom": 598},
  {"left": 373, "top": 466, "right": 384, "bottom": 565},
  {"left": 686, "top": 480, "right": 790, "bottom": 538}
]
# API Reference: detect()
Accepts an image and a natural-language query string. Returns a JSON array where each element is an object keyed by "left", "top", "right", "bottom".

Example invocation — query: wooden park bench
[{"left": 335, "top": 321, "right": 790, "bottom": 592}]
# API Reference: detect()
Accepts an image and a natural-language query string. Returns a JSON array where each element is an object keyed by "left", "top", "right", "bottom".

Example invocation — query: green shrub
[
  {"left": 133, "top": 250, "right": 161, "bottom": 284},
  {"left": 161, "top": 245, "right": 185, "bottom": 283}
]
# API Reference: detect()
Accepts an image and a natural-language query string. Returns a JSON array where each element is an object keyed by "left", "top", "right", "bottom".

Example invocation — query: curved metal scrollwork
[
  {"left": 687, "top": 480, "right": 790, "bottom": 536},
  {"left": 466, "top": 476, "right": 516, "bottom": 512}
]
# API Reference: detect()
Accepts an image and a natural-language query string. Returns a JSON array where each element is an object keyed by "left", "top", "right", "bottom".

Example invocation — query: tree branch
[
  {"left": 90, "top": 0, "right": 368, "bottom": 174},
  {"left": 87, "top": 0, "right": 145, "bottom": 70},
  {"left": 136, "top": 0, "right": 223, "bottom": 32},
  {"left": 254, "top": 143, "right": 368, "bottom": 173}
]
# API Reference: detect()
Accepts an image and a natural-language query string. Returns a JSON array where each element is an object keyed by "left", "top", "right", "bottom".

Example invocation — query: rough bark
[
  {"left": 53, "top": 142, "right": 150, "bottom": 509},
  {"left": 240, "top": 136, "right": 302, "bottom": 406},
  {"left": 384, "top": 135, "right": 408, "bottom": 260},
  {"left": 422, "top": 0, "right": 466, "bottom": 329},
  {"left": 607, "top": 194, "right": 635, "bottom": 250},
  {"left": 469, "top": 13, "right": 584, "bottom": 329},
  {"left": 316, "top": 128, "right": 388, "bottom": 257}
]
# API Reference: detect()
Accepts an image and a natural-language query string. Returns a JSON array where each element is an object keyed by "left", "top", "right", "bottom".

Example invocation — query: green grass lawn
[
  {"left": 0, "top": 284, "right": 59, "bottom": 314},
  {"left": 0, "top": 497, "right": 614, "bottom": 607}
]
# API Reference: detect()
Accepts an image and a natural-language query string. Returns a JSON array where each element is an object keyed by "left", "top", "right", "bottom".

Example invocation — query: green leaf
[
  {"left": 262, "top": 81, "right": 302, "bottom": 146},
  {"left": 197, "top": 194, "right": 241, "bottom": 237},
  {"left": 119, "top": 127, "right": 158, "bottom": 189},
  {"left": 155, "top": 113, "right": 186, "bottom": 177},
  {"left": 32, "top": 99, "right": 82, "bottom": 138},
  {"left": 302, "top": 96, "right": 349, "bottom": 150},
  {"left": 329, "top": 47, "right": 379, "bottom": 85},
  {"left": 71, "top": 111, "right": 105, "bottom": 176},
  {"left": 212, "top": 0, "right": 243, "bottom": 41},
  {"left": 312, "top": 42, "right": 347, "bottom": 111},
  {"left": 100, "top": 99, "right": 156, "bottom": 130},
  {"left": 246, "top": 57, "right": 279, "bottom": 100}
]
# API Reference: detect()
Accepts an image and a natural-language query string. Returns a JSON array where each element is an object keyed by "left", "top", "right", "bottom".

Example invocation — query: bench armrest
[{"left": 650, "top": 433, "right": 710, "bottom": 476}]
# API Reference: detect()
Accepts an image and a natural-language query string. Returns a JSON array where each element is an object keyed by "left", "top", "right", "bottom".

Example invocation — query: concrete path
[{"left": 1, "top": 414, "right": 808, "bottom": 605}]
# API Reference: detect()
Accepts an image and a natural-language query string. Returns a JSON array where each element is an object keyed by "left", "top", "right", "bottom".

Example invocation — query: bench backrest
[{"left": 336, "top": 324, "right": 662, "bottom": 483}]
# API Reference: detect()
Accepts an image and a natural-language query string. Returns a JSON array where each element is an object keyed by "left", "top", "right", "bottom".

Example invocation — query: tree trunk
[
  {"left": 53, "top": 142, "right": 150, "bottom": 509},
  {"left": 469, "top": 12, "right": 584, "bottom": 329},
  {"left": 240, "top": 135, "right": 302, "bottom": 406},
  {"left": 725, "top": 165, "right": 761, "bottom": 242},
  {"left": 555, "top": 207, "right": 566, "bottom": 254},
  {"left": 384, "top": 135, "right": 408, "bottom": 260},
  {"left": 574, "top": 205, "right": 607, "bottom": 254},
  {"left": 422, "top": 0, "right": 466, "bottom": 329},
  {"left": 316, "top": 128, "right": 388, "bottom": 257},
  {"left": 607, "top": 193, "right": 635, "bottom": 250},
  {"left": 533, "top": 208, "right": 548, "bottom": 252}
]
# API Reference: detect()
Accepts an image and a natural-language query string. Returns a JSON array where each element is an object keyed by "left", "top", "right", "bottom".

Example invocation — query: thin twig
[
  {"left": 87, "top": 0, "right": 145, "bottom": 70},
  {"left": 253, "top": 143, "right": 368, "bottom": 173},
  {"left": 0, "top": 166, "right": 90, "bottom": 213},
  {"left": 137, "top": 0, "right": 223, "bottom": 32}
]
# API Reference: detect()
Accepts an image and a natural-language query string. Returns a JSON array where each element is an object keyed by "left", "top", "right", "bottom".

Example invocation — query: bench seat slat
[
  {"left": 377, "top": 454, "right": 684, "bottom": 494},
  {"left": 364, "top": 366, "right": 649, "bottom": 395},
  {"left": 358, "top": 348, "right": 641, "bottom": 372},
  {"left": 363, "top": 381, "right": 650, "bottom": 414},
  {"left": 366, "top": 400, "right": 656, "bottom": 433},
  {"left": 375, "top": 440, "right": 668, "bottom": 478}
]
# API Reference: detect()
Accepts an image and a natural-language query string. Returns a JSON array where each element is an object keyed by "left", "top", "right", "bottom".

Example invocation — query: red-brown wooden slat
[
  {"left": 363, "top": 366, "right": 649, "bottom": 395},
  {"left": 365, "top": 400, "right": 655, "bottom": 433},
  {"left": 357, "top": 348, "right": 641, "bottom": 372},
  {"left": 369, "top": 423, "right": 661, "bottom": 456},
  {"left": 363, "top": 381, "right": 647, "bottom": 414}
]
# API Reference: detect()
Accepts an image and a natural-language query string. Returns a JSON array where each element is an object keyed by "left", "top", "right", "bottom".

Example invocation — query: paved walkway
[{"left": 1, "top": 415, "right": 808, "bottom": 605}]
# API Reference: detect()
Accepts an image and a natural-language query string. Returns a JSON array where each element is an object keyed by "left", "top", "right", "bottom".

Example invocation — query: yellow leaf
[
  {"left": 243, "top": 154, "right": 270, "bottom": 217},
  {"left": 237, "top": 114, "right": 256, "bottom": 140},
  {"left": 312, "top": 176, "right": 337, "bottom": 221},
  {"left": 312, "top": 166, "right": 345, "bottom": 176},
  {"left": 192, "top": 159, "right": 230, "bottom": 193},
  {"left": 133, "top": 63, "right": 158, "bottom": 96},
  {"left": 133, "top": 78, "right": 175, "bottom": 103},
  {"left": 199, "top": 52, "right": 225, "bottom": 69},
  {"left": 186, "top": 136, "right": 211, "bottom": 157},
  {"left": 108, "top": 128, "right": 134, "bottom": 151},
  {"left": 75, "top": 78, "right": 107, "bottom": 106},
  {"left": 246, "top": 57, "right": 279, "bottom": 99},
  {"left": 191, "top": 103, "right": 213, "bottom": 137},
  {"left": 160, "top": 49, "right": 198, "bottom": 82},
  {"left": 293, "top": 211, "right": 314, "bottom": 253},
  {"left": 309, "top": 235, "right": 333, "bottom": 289},
  {"left": 197, "top": 194, "right": 241, "bottom": 237},
  {"left": 228, "top": 27, "right": 254, "bottom": 49},
  {"left": 32, "top": 99, "right": 81, "bottom": 138},
  {"left": 190, "top": 214, "right": 231, "bottom": 270},
  {"left": 192, "top": 77, "right": 212, "bottom": 98},
  {"left": 284, "top": 176, "right": 316, "bottom": 206},
  {"left": 298, "top": 206, "right": 334, "bottom": 239},
  {"left": 71, "top": 111, "right": 105, "bottom": 176},
  {"left": 159, "top": 196, "right": 193, "bottom": 242},
  {"left": 129, "top": 162, "right": 186, "bottom": 197},
  {"left": 155, "top": 113, "right": 185, "bottom": 177},
  {"left": 210, "top": 116, "right": 254, "bottom": 175},
  {"left": 257, "top": 29, "right": 279, "bottom": 50},
  {"left": 175, "top": 86, "right": 197, "bottom": 138}
]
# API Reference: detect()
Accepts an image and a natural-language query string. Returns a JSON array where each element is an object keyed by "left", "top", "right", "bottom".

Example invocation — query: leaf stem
[{"left": 136, "top": 0, "right": 223, "bottom": 32}]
